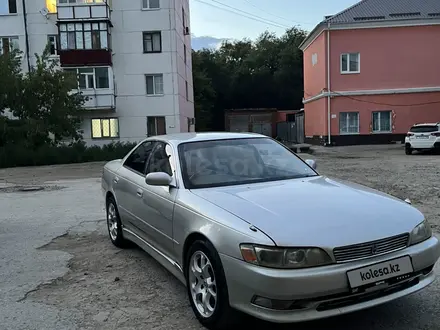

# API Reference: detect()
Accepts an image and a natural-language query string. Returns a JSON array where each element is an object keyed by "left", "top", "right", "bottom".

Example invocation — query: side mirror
[
  {"left": 305, "top": 159, "right": 317, "bottom": 170},
  {"left": 145, "top": 172, "right": 172, "bottom": 186}
]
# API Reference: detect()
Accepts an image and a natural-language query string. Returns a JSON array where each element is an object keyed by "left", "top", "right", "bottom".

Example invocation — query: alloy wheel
[
  {"left": 107, "top": 202, "right": 118, "bottom": 241},
  {"left": 189, "top": 251, "right": 218, "bottom": 318}
]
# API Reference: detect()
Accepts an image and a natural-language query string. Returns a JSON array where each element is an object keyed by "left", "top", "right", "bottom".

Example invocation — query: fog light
[{"left": 252, "top": 296, "right": 295, "bottom": 310}]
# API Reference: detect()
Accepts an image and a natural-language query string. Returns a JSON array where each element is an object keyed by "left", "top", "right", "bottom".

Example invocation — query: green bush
[{"left": 0, "top": 141, "right": 138, "bottom": 168}]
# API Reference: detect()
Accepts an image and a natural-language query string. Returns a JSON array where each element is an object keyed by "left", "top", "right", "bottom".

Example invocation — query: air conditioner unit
[
  {"left": 188, "top": 117, "right": 195, "bottom": 125},
  {"left": 184, "top": 26, "right": 190, "bottom": 35}
]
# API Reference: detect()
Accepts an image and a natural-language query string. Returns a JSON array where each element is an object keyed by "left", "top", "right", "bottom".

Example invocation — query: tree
[
  {"left": 192, "top": 50, "right": 216, "bottom": 131},
  {"left": 191, "top": 27, "right": 308, "bottom": 131},
  {"left": 0, "top": 46, "right": 86, "bottom": 148},
  {"left": 0, "top": 48, "right": 22, "bottom": 115}
]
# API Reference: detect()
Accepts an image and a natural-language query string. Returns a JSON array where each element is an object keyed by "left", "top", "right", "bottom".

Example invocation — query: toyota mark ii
[{"left": 101, "top": 132, "right": 440, "bottom": 329}]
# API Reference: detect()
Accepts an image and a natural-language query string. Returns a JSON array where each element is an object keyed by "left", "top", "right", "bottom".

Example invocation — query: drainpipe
[
  {"left": 168, "top": 3, "right": 178, "bottom": 132},
  {"left": 21, "top": 0, "right": 31, "bottom": 72},
  {"left": 326, "top": 22, "right": 331, "bottom": 146}
]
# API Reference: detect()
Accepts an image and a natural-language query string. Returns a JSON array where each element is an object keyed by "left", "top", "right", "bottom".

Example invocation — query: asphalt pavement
[
  {"left": 0, "top": 178, "right": 104, "bottom": 330},
  {"left": 1, "top": 170, "right": 440, "bottom": 330}
]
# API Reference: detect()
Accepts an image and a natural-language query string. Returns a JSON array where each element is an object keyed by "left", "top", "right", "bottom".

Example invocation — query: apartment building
[{"left": 0, "top": 0, "right": 195, "bottom": 145}]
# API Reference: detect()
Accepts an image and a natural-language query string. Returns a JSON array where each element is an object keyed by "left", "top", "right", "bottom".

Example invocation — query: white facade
[{"left": 0, "top": 0, "right": 195, "bottom": 145}]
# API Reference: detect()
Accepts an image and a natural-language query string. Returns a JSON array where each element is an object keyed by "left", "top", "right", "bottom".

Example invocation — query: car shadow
[
  {"left": 125, "top": 241, "right": 435, "bottom": 330},
  {"left": 413, "top": 149, "right": 440, "bottom": 156},
  {"left": 236, "top": 301, "right": 407, "bottom": 329}
]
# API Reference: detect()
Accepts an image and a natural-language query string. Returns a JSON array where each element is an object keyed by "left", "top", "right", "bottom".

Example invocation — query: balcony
[
  {"left": 59, "top": 49, "right": 112, "bottom": 66},
  {"left": 57, "top": 0, "right": 111, "bottom": 21},
  {"left": 82, "top": 90, "right": 116, "bottom": 110},
  {"left": 58, "top": 20, "right": 112, "bottom": 66},
  {"left": 65, "top": 66, "right": 115, "bottom": 110}
]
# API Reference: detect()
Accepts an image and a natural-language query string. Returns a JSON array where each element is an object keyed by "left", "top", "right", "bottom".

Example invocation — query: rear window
[{"left": 410, "top": 125, "right": 439, "bottom": 133}]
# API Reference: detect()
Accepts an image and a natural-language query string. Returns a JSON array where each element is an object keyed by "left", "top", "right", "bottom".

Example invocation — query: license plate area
[
  {"left": 416, "top": 136, "right": 429, "bottom": 139},
  {"left": 347, "top": 256, "right": 413, "bottom": 289}
]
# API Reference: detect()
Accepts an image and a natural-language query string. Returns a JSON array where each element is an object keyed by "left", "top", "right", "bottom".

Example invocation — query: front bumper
[{"left": 220, "top": 236, "right": 440, "bottom": 323}]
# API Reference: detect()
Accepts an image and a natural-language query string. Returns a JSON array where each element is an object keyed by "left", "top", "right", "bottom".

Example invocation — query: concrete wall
[
  {"left": 330, "top": 92, "right": 440, "bottom": 135},
  {"left": 303, "top": 31, "right": 327, "bottom": 99},
  {"left": 330, "top": 25, "right": 440, "bottom": 91},
  {"left": 304, "top": 97, "right": 327, "bottom": 137}
]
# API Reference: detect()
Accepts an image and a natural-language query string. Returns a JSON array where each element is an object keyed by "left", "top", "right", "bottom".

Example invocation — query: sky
[{"left": 189, "top": 0, "right": 359, "bottom": 42}]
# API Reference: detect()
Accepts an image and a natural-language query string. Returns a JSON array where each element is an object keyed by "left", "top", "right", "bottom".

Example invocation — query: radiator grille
[{"left": 333, "top": 233, "right": 409, "bottom": 262}]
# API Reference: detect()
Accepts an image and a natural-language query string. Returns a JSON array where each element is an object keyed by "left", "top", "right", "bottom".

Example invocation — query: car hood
[{"left": 190, "top": 176, "right": 424, "bottom": 248}]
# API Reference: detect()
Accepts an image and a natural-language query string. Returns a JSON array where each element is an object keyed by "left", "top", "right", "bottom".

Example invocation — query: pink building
[{"left": 300, "top": 0, "right": 440, "bottom": 145}]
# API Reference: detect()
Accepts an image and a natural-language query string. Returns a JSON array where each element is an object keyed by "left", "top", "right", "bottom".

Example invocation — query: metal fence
[{"left": 276, "top": 112, "right": 305, "bottom": 143}]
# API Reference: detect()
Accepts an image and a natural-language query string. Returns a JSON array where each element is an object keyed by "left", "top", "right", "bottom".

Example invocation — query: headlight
[
  {"left": 240, "top": 244, "right": 333, "bottom": 269},
  {"left": 409, "top": 220, "right": 432, "bottom": 245}
]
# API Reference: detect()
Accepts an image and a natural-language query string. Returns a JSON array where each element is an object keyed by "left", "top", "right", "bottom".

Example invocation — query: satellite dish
[{"left": 40, "top": 7, "right": 49, "bottom": 17}]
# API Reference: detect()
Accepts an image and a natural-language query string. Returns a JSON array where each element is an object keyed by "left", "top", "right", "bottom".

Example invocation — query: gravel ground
[
  {"left": 1, "top": 144, "right": 440, "bottom": 330},
  {"left": 306, "top": 144, "right": 440, "bottom": 230}
]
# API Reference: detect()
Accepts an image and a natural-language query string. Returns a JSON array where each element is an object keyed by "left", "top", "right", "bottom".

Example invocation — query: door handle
[
  {"left": 136, "top": 189, "right": 143, "bottom": 197},
  {"left": 113, "top": 177, "right": 119, "bottom": 184}
]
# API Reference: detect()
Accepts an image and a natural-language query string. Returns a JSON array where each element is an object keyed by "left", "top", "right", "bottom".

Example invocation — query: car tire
[
  {"left": 106, "top": 196, "right": 129, "bottom": 248},
  {"left": 185, "top": 240, "right": 239, "bottom": 329},
  {"left": 405, "top": 147, "right": 413, "bottom": 155}
]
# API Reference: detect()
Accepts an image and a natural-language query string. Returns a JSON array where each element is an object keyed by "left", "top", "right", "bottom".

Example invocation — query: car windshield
[
  {"left": 410, "top": 125, "right": 438, "bottom": 133},
  {"left": 178, "top": 137, "right": 318, "bottom": 189}
]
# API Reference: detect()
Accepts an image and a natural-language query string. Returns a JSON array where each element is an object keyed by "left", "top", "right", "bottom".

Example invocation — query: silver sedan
[{"left": 101, "top": 132, "right": 440, "bottom": 329}]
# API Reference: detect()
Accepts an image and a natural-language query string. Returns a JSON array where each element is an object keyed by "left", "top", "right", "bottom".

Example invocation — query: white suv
[{"left": 405, "top": 122, "right": 440, "bottom": 155}]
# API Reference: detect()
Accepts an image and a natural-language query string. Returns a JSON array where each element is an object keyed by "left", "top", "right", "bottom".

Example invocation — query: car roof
[{"left": 146, "top": 132, "right": 268, "bottom": 147}]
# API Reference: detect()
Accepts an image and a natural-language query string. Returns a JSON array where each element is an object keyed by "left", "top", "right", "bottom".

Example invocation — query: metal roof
[{"left": 325, "top": 0, "right": 440, "bottom": 24}]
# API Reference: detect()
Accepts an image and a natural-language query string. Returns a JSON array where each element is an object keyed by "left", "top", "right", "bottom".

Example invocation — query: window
[
  {"left": 185, "top": 81, "right": 189, "bottom": 101},
  {"left": 341, "top": 53, "right": 360, "bottom": 74},
  {"left": 147, "top": 116, "right": 166, "bottom": 136},
  {"left": 64, "top": 67, "right": 110, "bottom": 90},
  {"left": 145, "top": 74, "right": 164, "bottom": 95},
  {"left": 311, "top": 53, "right": 318, "bottom": 66},
  {"left": 91, "top": 118, "right": 119, "bottom": 139},
  {"left": 0, "top": 0, "right": 17, "bottom": 14},
  {"left": 182, "top": 7, "right": 185, "bottom": 28},
  {"left": 124, "top": 141, "right": 155, "bottom": 174},
  {"left": 46, "top": 0, "right": 57, "bottom": 13},
  {"left": 146, "top": 142, "right": 173, "bottom": 176},
  {"left": 78, "top": 68, "right": 95, "bottom": 89},
  {"left": 339, "top": 112, "right": 359, "bottom": 134},
  {"left": 59, "top": 22, "right": 108, "bottom": 50},
  {"left": 0, "top": 37, "right": 19, "bottom": 55},
  {"left": 142, "top": 0, "right": 159, "bottom": 9},
  {"left": 143, "top": 31, "right": 161, "bottom": 53},
  {"left": 47, "top": 35, "right": 58, "bottom": 55},
  {"left": 184, "top": 44, "right": 187, "bottom": 64},
  {"left": 95, "top": 67, "right": 109, "bottom": 88},
  {"left": 372, "top": 111, "right": 392, "bottom": 133}
]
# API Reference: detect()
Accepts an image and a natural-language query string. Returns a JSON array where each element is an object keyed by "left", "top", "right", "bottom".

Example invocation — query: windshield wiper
[{"left": 287, "top": 174, "right": 318, "bottom": 179}]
